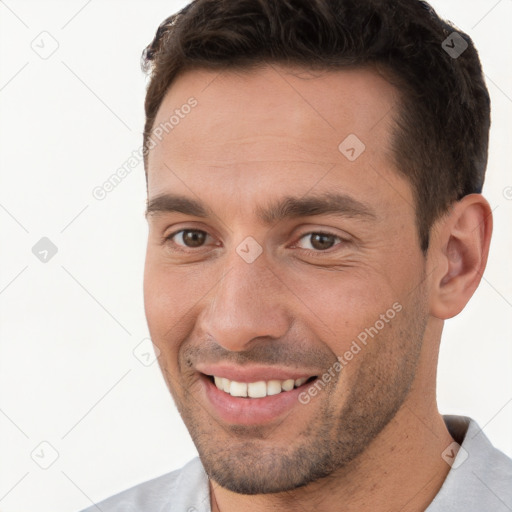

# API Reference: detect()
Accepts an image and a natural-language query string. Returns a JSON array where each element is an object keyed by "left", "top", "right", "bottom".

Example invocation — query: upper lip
[{"left": 196, "top": 364, "right": 318, "bottom": 383}]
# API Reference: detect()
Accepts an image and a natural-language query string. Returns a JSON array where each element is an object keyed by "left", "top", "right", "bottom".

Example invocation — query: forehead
[{"left": 146, "top": 64, "right": 409, "bottom": 213}]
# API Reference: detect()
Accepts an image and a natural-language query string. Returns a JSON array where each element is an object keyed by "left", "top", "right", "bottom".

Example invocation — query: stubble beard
[{"left": 167, "top": 293, "right": 428, "bottom": 495}]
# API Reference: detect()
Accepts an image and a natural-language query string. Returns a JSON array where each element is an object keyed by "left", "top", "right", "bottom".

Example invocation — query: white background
[{"left": 0, "top": 1, "right": 510, "bottom": 511}]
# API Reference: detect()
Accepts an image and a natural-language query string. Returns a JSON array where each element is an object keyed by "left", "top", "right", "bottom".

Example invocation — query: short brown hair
[{"left": 141, "top": 0, "right": 490, "bottom": 251}]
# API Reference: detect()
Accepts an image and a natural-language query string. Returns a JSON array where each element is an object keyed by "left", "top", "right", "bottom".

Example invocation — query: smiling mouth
[{"left": 206, "top": 374, "right": 317, "bottom": 398}]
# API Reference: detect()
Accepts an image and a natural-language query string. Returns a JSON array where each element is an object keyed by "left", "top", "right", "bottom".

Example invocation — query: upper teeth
[{"left": 213, "top": 376, "right": 309, "bottom": 398}]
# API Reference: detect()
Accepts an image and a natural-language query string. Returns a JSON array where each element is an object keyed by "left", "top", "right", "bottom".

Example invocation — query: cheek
[
  {"left": 144, "top": 255, "right": 191, "bottom": 321},
  {"left": 295, "top": 243, "right": 422, "bottom": 346},
  {"left": 286, "top": 269, "right": 396, "bottom": 347},
  {"left": 143, "top": 256, "right": 214, "bottom": 355},
  {"left": 143, "top": 261, "right": 182, "bottom": 358}
]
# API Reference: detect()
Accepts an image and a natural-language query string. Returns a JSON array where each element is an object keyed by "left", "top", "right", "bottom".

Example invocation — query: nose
[{"left": 197, "top": 249, "right": 291, "bottom": 352}]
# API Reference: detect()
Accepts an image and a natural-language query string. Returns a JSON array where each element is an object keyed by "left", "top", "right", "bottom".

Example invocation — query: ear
[{"left": 428, "top": 194, "right": 493, "bottom": 320}]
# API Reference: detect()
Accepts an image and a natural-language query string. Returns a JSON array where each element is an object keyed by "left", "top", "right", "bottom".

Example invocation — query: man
[{"left": 81, "top": 0, "right": 512, "bottom": 510}]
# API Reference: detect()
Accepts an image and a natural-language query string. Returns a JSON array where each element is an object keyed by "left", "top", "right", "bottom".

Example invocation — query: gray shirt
[{"left": 80, "top": 415, "right": 512, "bottom": 511}]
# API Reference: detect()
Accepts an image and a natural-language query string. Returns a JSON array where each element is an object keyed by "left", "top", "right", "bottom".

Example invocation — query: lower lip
[{"left": 200, "top": 374, "right": 315, "bottom": 426}]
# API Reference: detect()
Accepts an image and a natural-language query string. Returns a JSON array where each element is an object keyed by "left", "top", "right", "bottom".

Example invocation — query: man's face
[{"left": 143, "top": 65, "right": 430, "bottom": 494}]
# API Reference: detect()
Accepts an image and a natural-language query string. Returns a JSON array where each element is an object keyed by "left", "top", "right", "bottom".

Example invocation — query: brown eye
[
  {"left": 172, "top": 229, "right": 208, "bottom": 248},
  {"left": 297, "top": 232, "right": 341, "bottom": 251}
]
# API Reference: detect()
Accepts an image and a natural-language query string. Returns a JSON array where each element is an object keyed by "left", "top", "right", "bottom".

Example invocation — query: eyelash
[
  {"left": 292, "top": 231, "right": 345, "bottom": 254},
  {"left": 162, "top": 229, "right": 346, "bottom": 255},
  {"left": 162, "top": 230, "right": 216, "bottom": 253}
]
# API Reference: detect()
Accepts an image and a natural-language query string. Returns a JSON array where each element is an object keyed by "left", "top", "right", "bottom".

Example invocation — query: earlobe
[{"left": 429, "top": 194, "right": 493, "bottom": 320}]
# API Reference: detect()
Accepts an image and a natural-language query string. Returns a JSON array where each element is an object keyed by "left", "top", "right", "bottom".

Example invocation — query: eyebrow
[
  {"left": 145, "top": 192, "right": 376, "bottom": 224},
  {"left": 146, "top": 194, "right": 209, "bottom": 218}
]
